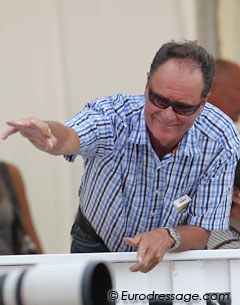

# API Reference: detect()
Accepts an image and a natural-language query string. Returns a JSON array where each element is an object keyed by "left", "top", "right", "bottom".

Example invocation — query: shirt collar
[
  {"left": 128, "top": 106, "right": 149, "bottom": 145},
  {"left": 176, "top": 124, "right": 201, "bottom": 156}
]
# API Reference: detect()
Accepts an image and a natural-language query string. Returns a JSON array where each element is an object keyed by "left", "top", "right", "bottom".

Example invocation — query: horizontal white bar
[{"left": 0, "top": 249, "right": 240, "bottom": 266}]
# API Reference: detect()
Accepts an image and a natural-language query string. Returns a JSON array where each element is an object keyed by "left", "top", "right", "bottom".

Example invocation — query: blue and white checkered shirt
[{"left": 64, "top": 94, "right": 240, "bottom": 252}]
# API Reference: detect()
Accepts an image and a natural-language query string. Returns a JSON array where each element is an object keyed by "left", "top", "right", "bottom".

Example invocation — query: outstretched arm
[{"left": 2, "top": 118, "right": 80, "bottom": 155}]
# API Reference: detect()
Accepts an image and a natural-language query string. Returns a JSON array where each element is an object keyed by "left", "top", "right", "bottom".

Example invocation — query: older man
[{"left": 2, "top": 40, "right": 240, "bottom": 273}]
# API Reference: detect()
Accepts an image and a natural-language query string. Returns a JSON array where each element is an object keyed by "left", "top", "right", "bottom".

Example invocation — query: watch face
[{"left": 166, "top": 227, "right": 181, "bottom": 251}]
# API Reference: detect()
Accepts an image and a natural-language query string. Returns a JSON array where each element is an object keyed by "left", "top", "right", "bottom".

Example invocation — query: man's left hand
[{"left": 124, "top": 228, "right": 174, "bottom": 273}]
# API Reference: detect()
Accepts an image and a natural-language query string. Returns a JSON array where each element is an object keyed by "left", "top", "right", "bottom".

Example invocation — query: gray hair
[{"left": 149, "top": 40, "right": 215, "bottom": 98}]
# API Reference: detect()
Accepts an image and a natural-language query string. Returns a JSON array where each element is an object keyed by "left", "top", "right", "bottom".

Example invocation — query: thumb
[{"left": 124, "top": 235, "right": 141, "bottom": 248}]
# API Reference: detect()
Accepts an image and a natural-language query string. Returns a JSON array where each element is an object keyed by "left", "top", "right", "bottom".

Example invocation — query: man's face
[{"left": 145, "top": 59, "right": 206, "bottom": 152}]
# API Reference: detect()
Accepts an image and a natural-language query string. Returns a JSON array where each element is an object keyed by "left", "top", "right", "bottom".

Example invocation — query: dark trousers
[{"left": 70, "top": 210, "right": 110, "bottom": 253}]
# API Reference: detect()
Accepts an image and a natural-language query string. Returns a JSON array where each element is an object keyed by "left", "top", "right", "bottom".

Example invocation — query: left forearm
[
  {"left": 171, "top": 225, "right": 210, "bottom": 252},
  {"left": 125, "top": 225, "right": 210, "bottom": 273}
]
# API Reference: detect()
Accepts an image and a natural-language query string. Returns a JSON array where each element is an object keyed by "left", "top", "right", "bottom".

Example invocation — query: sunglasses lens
[
  {"left": 148, "top": 89, "right": 201, "bottom": 116},
  {"left": 148, "top": 91, "right": 169, "bottom": 109},
  {"left": 173, "top": 105, "right": 196, "bottom": 115}
]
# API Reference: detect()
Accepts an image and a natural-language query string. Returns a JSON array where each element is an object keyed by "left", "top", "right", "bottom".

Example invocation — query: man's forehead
[{"left": 150, "top": 61, "right": 204, "bottom": 98}]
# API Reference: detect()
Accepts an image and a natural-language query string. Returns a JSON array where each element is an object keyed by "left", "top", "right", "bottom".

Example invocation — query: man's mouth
[{"left": 156, "top": 118, "right": 179, "bottom": 128}]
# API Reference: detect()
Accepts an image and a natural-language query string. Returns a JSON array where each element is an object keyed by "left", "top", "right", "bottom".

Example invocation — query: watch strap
[{"left": 164, "top": 227, "right": 181, "bottom": 252}]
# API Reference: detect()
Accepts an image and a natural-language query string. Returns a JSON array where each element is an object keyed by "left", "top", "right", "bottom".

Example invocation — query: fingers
[
  {"left": 123, "top": 236, "right": 139, "bottom": 248},
  {"left": 124, "top": 236, "right": 148, "bottom": 271},
  {"left": 44, "top": 135, "right": 57, "bottom": 151},
  {"left": 124, "top": 235, "right": 146, "bottom": 261},
  {"left": 1, "top": 126, "right": 19, "bottom": 140},
  {"left": 5, "top": 120, "right": 33, "bottom": 130},
  {"left": 125, "top": 230, "right": 167, "bottom": 273},
  {"left": 129, "top": 248, "right": 163, "bottom": 273},
  {"left": 1, "top": 120, "right": 31, "bottom": 140},
  {"left": 2, "top": 118, "right": 56, "bottom": 151},
  {"left": 129, "top": 259, "right": 159, "bottom": 273},
  {"left": 6, "top": 119, "right": 45, "bottom": 134}
]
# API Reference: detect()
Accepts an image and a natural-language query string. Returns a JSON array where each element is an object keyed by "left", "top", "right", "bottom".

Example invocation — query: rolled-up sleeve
[
  {"left": 64, "top": 102, "right": 115, "bottom": 162},
  {"left": 188, "top": 148, "right": 239, "bottom": 230}
]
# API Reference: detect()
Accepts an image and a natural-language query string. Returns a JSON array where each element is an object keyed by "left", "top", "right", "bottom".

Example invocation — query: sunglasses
[{"left": 148, "top": 88, "right": 205, "bottom": 116}]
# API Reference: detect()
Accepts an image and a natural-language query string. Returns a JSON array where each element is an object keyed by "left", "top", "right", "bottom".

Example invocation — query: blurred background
[{"left": 0, "top": 0, "right": 239, "bottom": 253}]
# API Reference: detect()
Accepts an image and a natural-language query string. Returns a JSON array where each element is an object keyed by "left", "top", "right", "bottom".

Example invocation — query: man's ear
[
  {"left": 202, "top": 92, "right": 211, "bottom": 106},
  {"left": 206, "top": 91, "right": 211, "bottom": 101},
  {"left": 197, "top": 92, "right": 210, "bottom": 115}
]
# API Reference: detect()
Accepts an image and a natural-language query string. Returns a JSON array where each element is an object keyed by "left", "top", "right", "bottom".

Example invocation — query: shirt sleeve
[
  {"left": 63, "top": 99, "right": 115, "bottom": 162},
  {"left": 187, "top": 149, "right": 239, "bottom": 231}
]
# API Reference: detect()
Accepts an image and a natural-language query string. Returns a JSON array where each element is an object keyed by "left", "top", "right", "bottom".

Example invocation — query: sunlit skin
[{"left": 144, "top": 59, "right": 207, "bottom": 159}]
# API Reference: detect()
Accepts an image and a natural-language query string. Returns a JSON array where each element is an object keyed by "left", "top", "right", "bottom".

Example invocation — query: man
[
  {"left": 2, "top": 40, "right": 240, "bottom": 273},
  {"left": 209, "top": 59, "right": 240, "bottom": 122}
]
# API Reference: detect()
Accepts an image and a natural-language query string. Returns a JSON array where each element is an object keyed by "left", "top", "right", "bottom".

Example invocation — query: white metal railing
[{"left": 0, "top": 249, "right": 239, "bottom": 304}]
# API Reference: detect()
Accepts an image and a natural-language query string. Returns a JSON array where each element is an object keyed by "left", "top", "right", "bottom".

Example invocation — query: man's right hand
[
  {"left": 1, "top": 118, "right": 57, "bottom": 152},
  {"left": 2, "top": 117, "right": 80, "bottom": 156}
]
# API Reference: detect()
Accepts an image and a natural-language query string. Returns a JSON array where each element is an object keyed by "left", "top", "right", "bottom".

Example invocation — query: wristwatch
[{"left": 164, "top": 227, "right": 181, "bottom": 252}]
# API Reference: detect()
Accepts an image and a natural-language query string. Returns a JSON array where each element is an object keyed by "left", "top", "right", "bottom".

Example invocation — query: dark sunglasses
[{"left": 148, "top": 88, "right": 205, "bottom": 116}]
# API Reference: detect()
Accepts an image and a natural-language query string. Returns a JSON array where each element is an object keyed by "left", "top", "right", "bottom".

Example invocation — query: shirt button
[{"left": 155, "top": 189, "right": 160, "bottom": 195}]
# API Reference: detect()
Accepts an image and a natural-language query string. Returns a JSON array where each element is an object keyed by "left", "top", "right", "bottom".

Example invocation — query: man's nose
[{"left": 161, "top": 105, "right": 177, "bottom": 120}]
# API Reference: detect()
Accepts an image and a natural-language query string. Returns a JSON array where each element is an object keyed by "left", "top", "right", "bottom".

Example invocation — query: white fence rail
[{"left": 0, "top": 249, "right": 239, "bottom": 304}]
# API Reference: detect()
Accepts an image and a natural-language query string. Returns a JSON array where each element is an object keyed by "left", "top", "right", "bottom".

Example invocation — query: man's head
[
  {"left": 209, "top": 59, "right": 240, "bottom": 122},
  {"left": 148, "top": 40, "right": 215, "bottom": 99},
  {"left": 144, "top": 40, "right": 215, "bottom": 155}
]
